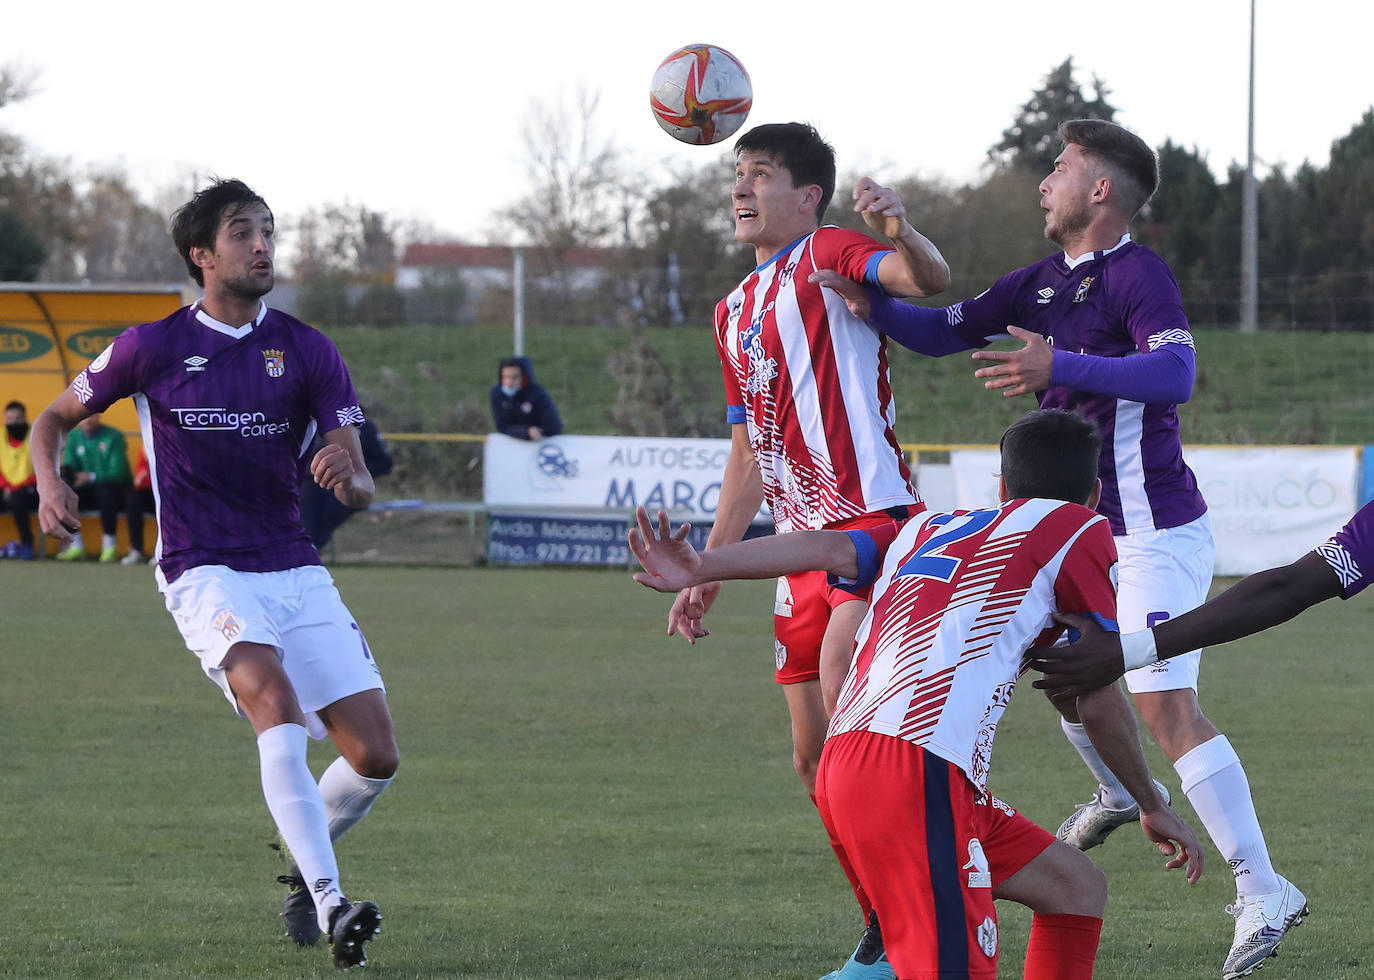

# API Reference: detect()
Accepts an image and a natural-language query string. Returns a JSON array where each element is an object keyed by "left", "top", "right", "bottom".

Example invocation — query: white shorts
[
  {"left": 1115, "top": 513, "right": 1214, "bottom": 694},
  {"left": 159, "top": 564, "right": 385, "bottom": 738}
]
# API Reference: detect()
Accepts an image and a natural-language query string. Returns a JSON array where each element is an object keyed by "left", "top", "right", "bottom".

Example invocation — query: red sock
[
  {"left": 1023, "top": 912, "right": 1102, "bottom": 980},
  {"left": 811, "top": 791, "right": 872, "bottom": 917}
]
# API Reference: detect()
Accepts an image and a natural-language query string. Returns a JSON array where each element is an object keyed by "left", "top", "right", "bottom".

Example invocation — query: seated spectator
[
  {"left": 57, "top": 413, "right": 135, "bottom": 563},
  {"left": 490, "top": 356, "right": 563, "bottom": 440},
  {"left": 124, "top": 445, "right": 156, "bottom": 565},
  {"left": 1, "top": 399, "right": 38, "bottom": 560},
  {"left": 300, "top": 415, "right": 393, "bottom": 553}
]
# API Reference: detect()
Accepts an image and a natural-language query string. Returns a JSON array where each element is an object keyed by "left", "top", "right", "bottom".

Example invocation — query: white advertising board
[
  {"left": 484, "top": 433, "right": 769, "bottom": 521},
  {"left": 949, "top": 446, "right": 1358, "bottom": 575}
]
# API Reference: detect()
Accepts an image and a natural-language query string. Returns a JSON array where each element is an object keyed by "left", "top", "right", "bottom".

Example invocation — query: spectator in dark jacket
[{"left": 490, "top": 356, "right": 563, "bottom": 440}]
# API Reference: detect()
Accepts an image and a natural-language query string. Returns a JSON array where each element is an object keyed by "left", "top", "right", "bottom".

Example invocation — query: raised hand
[
  {"left": 852, "top": 177, "right": 909, "bottom": 239},
  {"left": 629, "top": 507, "right": 703, "bottom": 595}
]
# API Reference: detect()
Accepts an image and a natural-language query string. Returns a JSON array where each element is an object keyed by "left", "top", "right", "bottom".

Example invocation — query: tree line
[{"left": 3, "top": 60, "right": 1372, "bottom": 331}]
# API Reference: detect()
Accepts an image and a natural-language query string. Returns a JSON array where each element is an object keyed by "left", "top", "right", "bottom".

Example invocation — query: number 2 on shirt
[{"left": 894, "top": 509, "right": 1000, "bottom": 583}]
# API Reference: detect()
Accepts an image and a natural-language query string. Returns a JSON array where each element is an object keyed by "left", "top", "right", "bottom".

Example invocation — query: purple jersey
[
  {"left": 1317, "top": 500, "right": 1374, "bottom": 599},
  {"left": 73, "top": 301, "right": 363, "bottom": 583},
  {"left": 947, "top": 238, "right": 1206, "bottom": 536}
]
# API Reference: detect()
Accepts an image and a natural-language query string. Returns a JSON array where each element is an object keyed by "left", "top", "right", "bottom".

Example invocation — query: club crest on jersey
[
  {"left": 1074, "top": 276, "right": 1095, "bottom": 303},
  {"left": 978, "top": 917, "right": 997, "bottom": 958},
  {"left": 262, "top": 348, "right": 285, "bottom": 378},
  {"left": 777, "top": 261, "right": 796, "bottom": 288},
  {"left": 1036, "top": 286, "right": 1055, "bottom": 305}
]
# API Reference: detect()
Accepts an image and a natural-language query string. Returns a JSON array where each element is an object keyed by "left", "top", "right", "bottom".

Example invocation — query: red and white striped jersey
[
  {"left": 715, "top": 226, "right": 918, "bottom": 533},
  {"left": 829, "top": 498, "right": 1119, "bottom": 794}
]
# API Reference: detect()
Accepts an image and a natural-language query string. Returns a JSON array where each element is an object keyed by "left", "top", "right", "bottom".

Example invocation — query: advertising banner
[
  {"left": 484, "top": 433, "right": 769, "bottom": 522},
  {"left": 486, "top": 511, "right": 737, "bottom": 567}
]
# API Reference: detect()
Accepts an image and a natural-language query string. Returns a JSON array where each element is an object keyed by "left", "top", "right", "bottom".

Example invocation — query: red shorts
[
  {"left": 815, "top": 731, "right": 1055, "bottom": 980},
  {"left": 772, "top": 508, "right": 917, "bottom": 685}
]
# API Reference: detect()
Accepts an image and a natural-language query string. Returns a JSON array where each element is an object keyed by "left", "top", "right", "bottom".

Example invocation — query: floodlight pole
[
  {"left": 513, "top": 247, "right": 526, "bottom": 355},
  {"left": 1240, "top": 0, "right": 1259, "bottom": 333}
]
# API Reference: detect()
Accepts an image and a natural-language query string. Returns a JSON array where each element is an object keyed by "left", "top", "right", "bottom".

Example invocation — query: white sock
[
  {"left": 67, "top": 534, "right": 84, "bottom": 550},
  {"left": 1062, "top": 718, "right": 1135, "bottom": 809},
  {"left": 257, "top": 724, "right": 345, "bottom": 931},
  {"left": 101, "top": 533, "right": 116, "bottom": 550},
  {"left": 1175, "top": 734, "right": 1280, "bottom": 899},
  {"left": 319, "top": 756, "right": 394, "bottom": 842}
]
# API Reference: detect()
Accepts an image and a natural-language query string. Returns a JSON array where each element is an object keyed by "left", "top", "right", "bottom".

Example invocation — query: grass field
[{"left": 3, "top": 562, "right": 1372, "bottom": 978}]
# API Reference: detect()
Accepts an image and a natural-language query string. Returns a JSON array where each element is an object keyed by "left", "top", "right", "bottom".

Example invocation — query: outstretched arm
[
  {"left": 1029, "top": 551, "right": 1343, "bottom": 697},
  {"left": 972, "top": 327, "right": 1195, "bottom": 401},
  {"left": 629, "top": 507, "right": 858, "bottom": 594},
  {"left": 808, "top": 270, "right": 973, "bottom": 357}
]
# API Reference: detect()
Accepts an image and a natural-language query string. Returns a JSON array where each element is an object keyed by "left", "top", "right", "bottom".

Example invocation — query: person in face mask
[
  {"left": 1, "top": 400, "right": 39, "bottom": 559},
  {"left": 489, "top": 356, "right": 563, "bottom": 441}
]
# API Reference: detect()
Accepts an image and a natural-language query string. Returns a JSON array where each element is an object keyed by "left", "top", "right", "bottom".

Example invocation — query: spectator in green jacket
[{"left": 58, "top": 413, "right": 135, "bottom": 563}]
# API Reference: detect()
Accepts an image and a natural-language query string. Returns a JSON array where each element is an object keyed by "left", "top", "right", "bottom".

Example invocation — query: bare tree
[
  {"left": 290, "top": 204, "right": 396, "bottom": 284},
  {"left": 507, "top": 85, "right": 631, "bottom": 323},
  {"left": 78, "top": 172, "right": 186, "bottom": 282}
]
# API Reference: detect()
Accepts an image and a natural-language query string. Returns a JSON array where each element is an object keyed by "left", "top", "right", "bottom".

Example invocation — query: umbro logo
[
  {"left": 1036, "top": 287, "right": 1055, "bottom": 305},
  {"left": 313, "top": 878, "right": 334, "bottom": 893},
  {"left": 184, "top": 355, "right": 208, "bottom": 372}
]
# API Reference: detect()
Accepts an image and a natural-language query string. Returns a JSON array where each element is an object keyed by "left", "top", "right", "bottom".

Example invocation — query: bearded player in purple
[
  {"left": 30, "top": 179, "right": 391, "bottom": 970},
  {"left": 813, "top": 120, "right": 1303, "bottom": 979}
]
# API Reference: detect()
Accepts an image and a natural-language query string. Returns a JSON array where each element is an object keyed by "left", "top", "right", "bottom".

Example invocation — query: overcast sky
[{"left": 3, "top": 1, "right": 1370, "bottom": 245}]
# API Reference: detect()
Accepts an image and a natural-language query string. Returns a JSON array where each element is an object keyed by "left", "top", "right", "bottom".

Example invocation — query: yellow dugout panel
[
  {"left": 0, "top": 284, "right": 190, "bottom": 437},
  {"left": 0, "top": 285, "right": 191, "bottom": 556}
]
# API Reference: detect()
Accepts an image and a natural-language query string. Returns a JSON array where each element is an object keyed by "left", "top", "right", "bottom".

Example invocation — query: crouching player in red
[{"left": 630, "top": 409, "right": 1203, "bottom": 979}]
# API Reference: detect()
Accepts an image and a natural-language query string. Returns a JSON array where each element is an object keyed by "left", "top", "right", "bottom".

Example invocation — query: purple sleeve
[
  {"left": 1318, "top": 501, "right": 1374, "bottom": 599},
  {"left": 73, "top": 327, "right": 141, "bottom": 413},
  {"left": 1051, "top": 344, "right": 1195, "bottom": 404},
  {"left": 862, "top": 290, "right": 977, "bottom": 357},
  {"left": 305, "top": 333, "right": 363, "bottom": 432},
  {"left": 1121, "top": 252, "right": 1193, "bottom": 352}
]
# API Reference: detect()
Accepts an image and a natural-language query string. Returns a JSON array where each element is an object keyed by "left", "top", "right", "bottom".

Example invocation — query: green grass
[
  {"left": 322, "top": 323, "right": 1374, "bottom": 448},
  {"left": 3, "top": 562, "right": 1372, "bottom": 977}
]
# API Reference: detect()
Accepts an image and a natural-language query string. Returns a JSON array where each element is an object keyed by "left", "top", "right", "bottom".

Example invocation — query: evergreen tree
[
  {"left": 989, "top": 58, "right": 1118, "bottom": 174},
  {"left": 0, "top": 208, "right": 44, "bottom": 279}
]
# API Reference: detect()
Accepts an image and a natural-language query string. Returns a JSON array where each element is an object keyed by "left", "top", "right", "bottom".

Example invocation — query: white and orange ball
[{"left": 650, "top": 43, "right": 752, "bottom": 145}]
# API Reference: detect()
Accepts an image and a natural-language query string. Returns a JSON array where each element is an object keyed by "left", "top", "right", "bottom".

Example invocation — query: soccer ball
[{"left": 649, "top": 44, "right": 752, "bottom": 145}]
